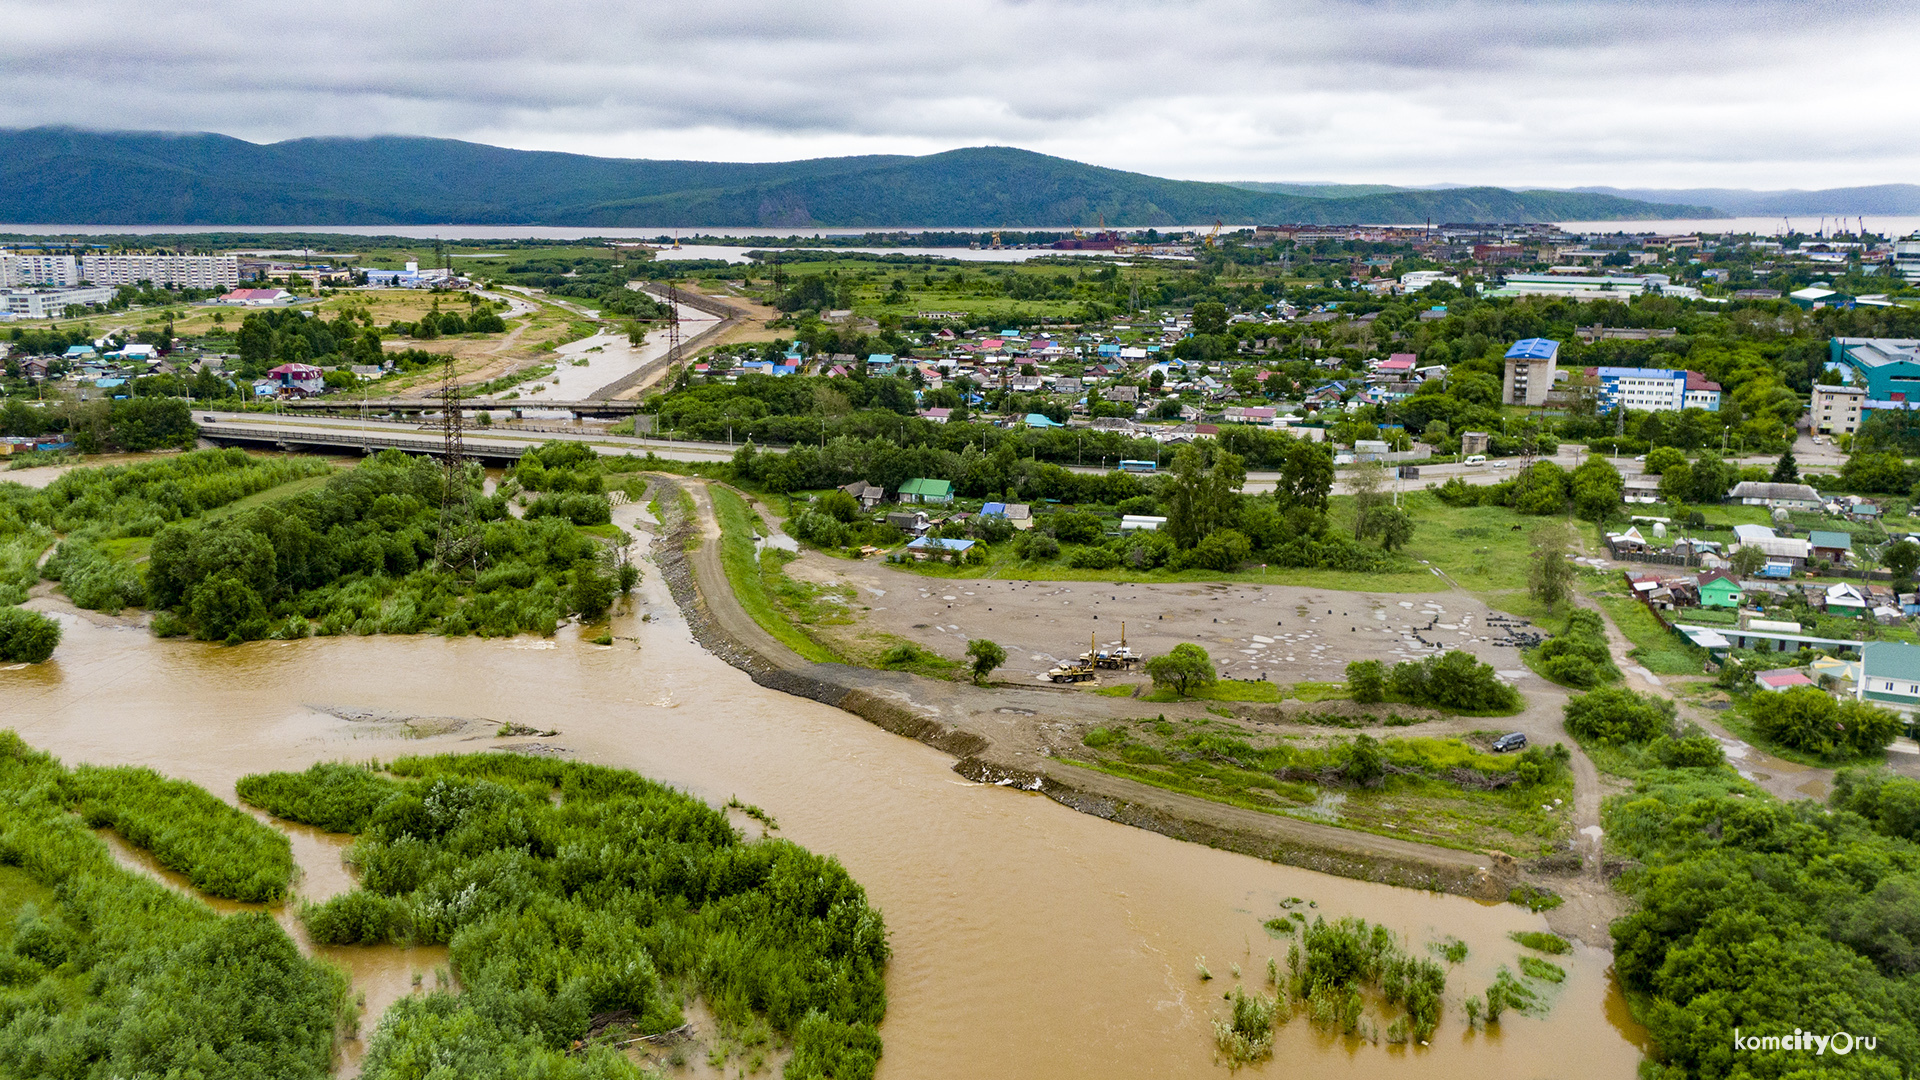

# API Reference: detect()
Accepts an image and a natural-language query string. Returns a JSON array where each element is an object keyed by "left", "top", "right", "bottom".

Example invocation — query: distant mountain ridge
[
  {"left": 0, "top": 127, "right": 1714, "bottom": 227},
  {"left": 1568, "top": 184, "right": 1920, "bottom": 217}
]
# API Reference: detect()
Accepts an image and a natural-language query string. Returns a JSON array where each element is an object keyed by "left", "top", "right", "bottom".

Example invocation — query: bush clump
[
  {"left": 240, "top": 753, "right": 891, "bottom": 1079},
  {"left": 1747, "top": 685, "right": 1901, "bottom": 759},
  {"left": 0, "top": 605, "right": 60, "bottom": 663},
  {"left": 0, "top": 731, "right": 345, "bottom": 1078},
  {"left": 1564, "top": 686, "right": 1676, "bottom": 745},
  {"left": 72, "top": 764, "right": 294, "bottom": 902}
]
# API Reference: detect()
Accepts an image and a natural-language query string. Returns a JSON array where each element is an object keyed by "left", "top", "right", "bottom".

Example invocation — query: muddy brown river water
[{"left": 1, "top": 524, "right": 1648, "bottom": 1078}]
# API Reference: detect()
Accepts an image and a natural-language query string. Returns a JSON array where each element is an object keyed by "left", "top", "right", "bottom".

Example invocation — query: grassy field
[
  {"left": 1061, "top": 717, "right": 1574, "bottom": 854},
  {"left": 709, "top": 485, "right": 844, "bottom": 663},
  {"left": 1593, "top": 593, "right": 1706, "bottom": 675}
]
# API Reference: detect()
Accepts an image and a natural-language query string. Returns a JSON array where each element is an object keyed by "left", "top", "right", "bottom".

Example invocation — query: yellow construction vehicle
[{"left": 1047, "top": 632, "right": 1100, "bottom": 683}]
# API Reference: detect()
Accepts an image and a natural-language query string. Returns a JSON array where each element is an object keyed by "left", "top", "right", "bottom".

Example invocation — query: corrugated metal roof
[
  {"left": 1864, "top": 641, "right": 1920, "bottom": 682},
  {"left": 1504, "top": 338, "right": 1560, "bottom": 360}
]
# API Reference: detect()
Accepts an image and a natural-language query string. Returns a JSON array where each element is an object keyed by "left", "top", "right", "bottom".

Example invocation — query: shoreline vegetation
[
  {"left": 0, "top": 732, "right": 346, "bottom": 1079},
  {"left": 241, "top": 755, "right": 889, "bottom": 1080},
  {"left": 0, "top": 734, "right": 891, "bottom": 1080}
]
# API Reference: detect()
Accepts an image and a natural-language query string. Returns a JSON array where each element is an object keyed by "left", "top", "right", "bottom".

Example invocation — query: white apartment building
[
  {"left": 79, "top": 254, "right": 239, "bottom": 289},
  {"left": 0, "top": 254, "right": 80, "bottom": 287},
  {"left": 1811, "top": 383, "right": 1866, "bottom": 435},
  {"left": 0, "top": 286, "right": 117, "bottom": 319},
  {"left": 1586, "top": 367, "right": 1720, "bottom": 413}
]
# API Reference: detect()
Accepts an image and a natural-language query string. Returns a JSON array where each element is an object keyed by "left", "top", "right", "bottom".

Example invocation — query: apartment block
[
  {"left": 1812, "top": 383, "right": 1866, "bottom": 434},
  {"left": 79, "top": 254, "right": 240, "bottom": 288},
  {"left": 0, "top": 254, "right": 80, "bottom": 287},
  {"left": 1501, "top": 338, "right": 1559, "bottom": 406}
]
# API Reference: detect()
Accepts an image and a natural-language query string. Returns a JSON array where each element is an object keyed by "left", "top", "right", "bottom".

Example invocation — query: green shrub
[
  {"left": 1386, "top": 650, "right": 1522, "bottom": 713},
  {"left": 243, "top": 754, "right": 890, "bottom": 1076},
  {"left": 73, "top": 764, "right": 294, "bottom": 902},
  {"left": 1748, "top": 685, "right": 1901, "bottom": 758},
  {"left": 0, "top": 732, "right": 345, "bottom": 1078},
  {"left": 1830, "top": 768, "right": 1920, "bottom": 842},
  {"left": 0, "top": 606, "right": 59, "bottom": 663},
  {"left": 1518, "top": 955, "right": 1565, "bottom": 982},
  {"left": 237, "top": 760, "right": 400, "bottom": 833},
  {"left": 1564, "top": 686, "right": 1676, "bottom": 745},
  {"left": 1509, "top": 930, "right": 1571, "bottom": 955}
]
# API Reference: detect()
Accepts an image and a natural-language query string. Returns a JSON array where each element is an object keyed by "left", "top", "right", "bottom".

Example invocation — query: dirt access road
[{"left": 658, "top": 477, "right": 1583, "bottom": 919}]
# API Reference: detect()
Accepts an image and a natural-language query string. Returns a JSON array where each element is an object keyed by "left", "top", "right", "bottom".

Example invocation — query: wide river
[{"left": 1, "top": 511, "right": 1647, "bottom": 1078}]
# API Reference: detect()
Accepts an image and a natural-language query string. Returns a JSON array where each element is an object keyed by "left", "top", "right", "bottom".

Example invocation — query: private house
[
  {"left": 1823, "top": 582, "right": 1870, "bottom": 616},
  {"left": 905, "top": 536, "right": 974, "bottom": 560},
  {"left": 1809, "top": 530, "right": 1854, "bottom": 564},
  {"left": 1698, "top": 571, "right": 1742, "bottom": 608},
  {"left": 839, "top": 480, "right": 886, "bottom": 510},
  {"left": 1728, "top": 481, "right": 1823, "bottom": 511},
  {"left": 895, "top": 478, "right": 953, "bottom": 504},
  {"left": 917, "top": 407, "right": 952, "bottom": 424},
  {"left": 1024, "top": 413, "right": 1063, "bottom": 428},
  {"left": 884, "top": 510, "right": 929, "bottom": 534},
  {"left": 266, "top": 362, "right": 325, "bottom": 395},
  {"left": 1004, "top": 503, "right": 1033, "bottom": 530},
  {"left": 1754, "top": 668, "right": 1816, "bottom": 692},
  {"left": 1858, "top": 641, "right": 1920, "bottom": 712}
]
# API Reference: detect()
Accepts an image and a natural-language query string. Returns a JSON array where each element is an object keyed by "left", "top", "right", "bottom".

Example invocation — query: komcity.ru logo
[{"left": 1733, "top": 1029, "right": 1879, "bottom": 1055}]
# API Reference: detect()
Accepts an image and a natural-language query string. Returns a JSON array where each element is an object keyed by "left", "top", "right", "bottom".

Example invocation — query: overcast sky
[{"left": 2, "top": 0, "right": 1914, "bottom": 188}]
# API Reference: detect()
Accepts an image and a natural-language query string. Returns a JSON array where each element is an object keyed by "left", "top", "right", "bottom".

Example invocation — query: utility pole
[{"left": 433, "top": 353, "right": 479, "bottom": 570}]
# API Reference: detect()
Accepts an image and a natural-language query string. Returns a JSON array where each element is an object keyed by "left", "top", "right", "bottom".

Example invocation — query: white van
[{"left": 1463, "top": 455, "right": 1487, "bottom": 467}]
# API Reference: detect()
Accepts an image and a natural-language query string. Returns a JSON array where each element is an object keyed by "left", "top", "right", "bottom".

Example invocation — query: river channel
[{"left": 1, "top": 522, "right": 1647, "bottom": 1078}]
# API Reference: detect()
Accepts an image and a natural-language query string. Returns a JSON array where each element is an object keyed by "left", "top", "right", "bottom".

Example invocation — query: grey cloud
[{"left": 0, "top": 0, "right": 1913, "bottom": 185}]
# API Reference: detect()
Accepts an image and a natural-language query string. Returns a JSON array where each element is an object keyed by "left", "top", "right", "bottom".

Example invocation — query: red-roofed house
[
  {"left": 1376, "top": 353, "right": 1417, "bottom": 374},
  {"left": 1754, "top": 668, "right": 1815, "bottom": 692}
]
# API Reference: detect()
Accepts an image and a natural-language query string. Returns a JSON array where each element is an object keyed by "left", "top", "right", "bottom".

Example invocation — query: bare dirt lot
[{"left": 783, "top": 553, "right": 1539, "bottom": 688}]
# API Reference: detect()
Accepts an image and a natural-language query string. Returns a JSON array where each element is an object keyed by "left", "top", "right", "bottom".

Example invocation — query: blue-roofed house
[
  {"left": 980, "top": 501, "right": 1008, "bottom": 517},
  {"left": 905, "top": 536, "right": 975, "bottom": 560},
  {"left": 1025, "top": 413, "right": 1063, "bottom": 428},
  {"left": 867, "top": 353, "right": 897, "bottom": 374},
  {"left": 1502, "top": 338, "right": 1560, "bottom": 406}
]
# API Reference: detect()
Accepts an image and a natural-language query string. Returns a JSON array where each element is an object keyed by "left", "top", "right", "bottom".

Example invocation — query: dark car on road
[{"left": 1492, "top": 732, "right": 1528, "bottom": 753}]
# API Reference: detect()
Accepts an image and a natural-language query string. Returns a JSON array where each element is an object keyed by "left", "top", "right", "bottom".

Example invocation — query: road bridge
[{"left": 278, "top": 398, "right": 646, "bottom": 419}]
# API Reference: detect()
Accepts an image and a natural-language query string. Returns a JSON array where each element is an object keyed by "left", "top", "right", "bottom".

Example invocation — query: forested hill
[{"left": 0, "top": 127, "right": 1714, "bottom": 227}]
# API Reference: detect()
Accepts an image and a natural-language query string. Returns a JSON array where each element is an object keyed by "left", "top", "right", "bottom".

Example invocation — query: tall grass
[
  {"left": 710, "top": 485, "right": 842, "bottom": 663},
  {"left": 241, "top": 753, "right": 889, "bottom": 1080},
  {"left": 0, "top": 731, "right": 345, "bottom": 1079},
  {"left": 72, "top": 764, "right": 294, "bottom": 902}
]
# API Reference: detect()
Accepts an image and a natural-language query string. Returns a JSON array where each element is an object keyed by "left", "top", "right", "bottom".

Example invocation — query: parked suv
[{"left": 1491, "top": 732, "right": 1528, "bottom": 753}]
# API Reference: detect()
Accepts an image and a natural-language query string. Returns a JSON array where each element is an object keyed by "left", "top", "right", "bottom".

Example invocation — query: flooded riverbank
[{"left": 2, "top": 531, "right": 1648, "bottom": 1078}]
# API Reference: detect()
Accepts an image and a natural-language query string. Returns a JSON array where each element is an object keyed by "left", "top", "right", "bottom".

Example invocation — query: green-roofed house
[
  {"left": 896, "top": 477, "right": 953, "bottom": 504},
  {"left": 1859, "top": 641, "right": 1920, "bottom": 713},
  {"left": 1697, "top": 571, "right": 1742, "bottom": 609},
  {"left": 1809, "top": 530, "right": 1854, "bottom": 565}
]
